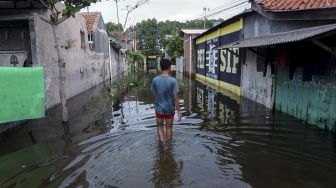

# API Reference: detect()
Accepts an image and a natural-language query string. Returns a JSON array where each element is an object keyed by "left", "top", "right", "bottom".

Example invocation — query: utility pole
[
  {"left": 203, "top": 7, "right": 207, "bottom": 29},
  {"left": 114, "top": 0, "right": 120, "bottom": 25}
]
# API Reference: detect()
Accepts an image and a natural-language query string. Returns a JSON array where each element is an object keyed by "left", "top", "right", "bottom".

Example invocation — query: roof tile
[
  {"left": 80, "top": 12, "right": 100, "bottom": 32},
  {"left": 255, "top": 0, "right": 336, "bottom": 10}
]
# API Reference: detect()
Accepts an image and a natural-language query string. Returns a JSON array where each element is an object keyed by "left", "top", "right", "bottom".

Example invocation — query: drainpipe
[
  {"left": 108, "top": 40, "right": 113, "bottom": 86},
  {"left": 189, "top": 34, "right": 192, "bottom": 76}
]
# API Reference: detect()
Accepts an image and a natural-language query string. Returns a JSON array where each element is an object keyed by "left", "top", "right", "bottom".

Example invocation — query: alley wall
[
  {"left": 241, "top": 51, "right": 275, "bottom": 109},
  {"left": 195, "top": 18, "right": 243, "bottom": 96},
  {"left": 32, "top": 11, "right": 113, "bottom": 109}
]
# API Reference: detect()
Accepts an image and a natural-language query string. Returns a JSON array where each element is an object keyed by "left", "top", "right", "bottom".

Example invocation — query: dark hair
[{"left": 160, "top": 58, "right": 171, "bottom": 71}]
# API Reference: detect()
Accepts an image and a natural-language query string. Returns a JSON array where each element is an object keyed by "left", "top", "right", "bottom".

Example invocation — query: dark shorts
[{"left": 156, "top": 112, "right": 174, "bottom": 119}]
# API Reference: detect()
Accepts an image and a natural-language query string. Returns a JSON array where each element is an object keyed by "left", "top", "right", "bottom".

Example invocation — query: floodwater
[{"left": 0, "top": 72, "right": 336, "bottom": 188}]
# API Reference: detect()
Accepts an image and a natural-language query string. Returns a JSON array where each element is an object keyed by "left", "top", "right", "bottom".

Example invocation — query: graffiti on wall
[
  {"left": 219, "top": 48, "right": 241, "bottom": 86},
  {"left": 276, "top": 67, "right": 336, "bottom": 129},
  {"left": 220, "top": 49, "right": 239, "bottom": 74},
  {"left": 195, "top": 18, "right": 243, "bottom": 90},
  {"left": 206, "top": 38, "right": 219, "bottom": 80},
  {"left": 197, "top": 49, "right": 205, "bottom": 69},
  {"left": 196, "top": 43, "right": 206, "bottom": 76}
]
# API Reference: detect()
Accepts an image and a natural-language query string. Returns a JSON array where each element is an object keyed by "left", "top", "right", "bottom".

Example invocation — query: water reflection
[
  {"left": 151, "top": 142, "right": 183, "bottom": 188},
  {"left": 196, "top": 80, "right": 240, "bottom": 128},
  {"left": 0, "top": 74, "right": 335, "bottom": 188}
]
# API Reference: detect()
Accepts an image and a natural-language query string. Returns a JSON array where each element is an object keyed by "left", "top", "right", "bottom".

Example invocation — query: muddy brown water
[{"left": 0, "top": 73, "right": 335, "bottom": 188}]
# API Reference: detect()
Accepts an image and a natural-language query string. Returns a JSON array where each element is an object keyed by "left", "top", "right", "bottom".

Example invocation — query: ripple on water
[
  {"left": 2, "top": 75, "right": 335, "bottom": 188},
  {"left": 57, "top": 99, "right": 249, "bottom": 187}
]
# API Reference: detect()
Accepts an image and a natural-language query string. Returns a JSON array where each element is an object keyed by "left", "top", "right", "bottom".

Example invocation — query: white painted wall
[
  {"left": 33, "top": 10, "right": 116, "bottom": 109},
  {"left": 241, "top": 50, "right": 275, "bottom": 109}
]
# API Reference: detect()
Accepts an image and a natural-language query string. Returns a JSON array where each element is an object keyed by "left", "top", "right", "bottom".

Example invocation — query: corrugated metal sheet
[
  {"left": 181, "top": 29, "right": 206, "bottom": 35},
  {"left": 215, "top": 23, "right": 336, "bottom": 49}
]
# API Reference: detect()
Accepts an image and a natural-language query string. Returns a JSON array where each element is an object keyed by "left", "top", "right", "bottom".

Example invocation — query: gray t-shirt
[{"left": 151, "top": 75, "right": 179, "bottom": 115}]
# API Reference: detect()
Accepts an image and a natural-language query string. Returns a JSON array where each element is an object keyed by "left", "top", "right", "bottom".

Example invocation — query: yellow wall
[{"left": 196, "top": 18, "right": 243, "bottom": 44}]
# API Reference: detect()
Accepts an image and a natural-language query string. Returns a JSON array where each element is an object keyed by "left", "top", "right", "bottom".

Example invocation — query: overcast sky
[{"left": 82, "top": 0, "right": 250, "bottom": 28}]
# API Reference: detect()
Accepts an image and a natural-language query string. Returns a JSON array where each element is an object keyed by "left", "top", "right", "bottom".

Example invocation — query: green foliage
[
  {"left": 133, "top": 18, "right": 160, "bottom": 56},
  {"left": 183, "top": 19, "right": 223, "bottom": 29},
  {"left": 132, "top": 18, "right": 223, "bottom": 56},
  {"left": 127, "top": 51, "right": 145, "bottom": 72},
  {"left": 105, "top": 22, "right": 124, "bottom": 32},
  {"left": 43, "top": 0, "right": 100, "bottom": 17},
  {"left": 165, "top": 35, "right": 183, "bottom": 59},
  {"left": 115, "top": 74, "right": 138, "bottom": 87},
  {"left": 127, "top": 51, "right": 145, "bottom": 64}
]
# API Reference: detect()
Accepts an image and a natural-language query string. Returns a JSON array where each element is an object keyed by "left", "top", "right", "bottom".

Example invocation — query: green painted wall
[
  {"left": 275, "top": 67, "right": 336, "bottom": 129},
  {"left": 0, "top": 67, "right": 45, "bottom": 124}
]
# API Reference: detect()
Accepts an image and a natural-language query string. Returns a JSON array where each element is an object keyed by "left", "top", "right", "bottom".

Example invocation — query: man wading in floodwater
[{"left": 151, "top": 59, "right": 181, "bottom": 142}]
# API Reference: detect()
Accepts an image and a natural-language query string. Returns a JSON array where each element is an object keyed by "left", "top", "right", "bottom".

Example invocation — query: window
[
  {"left": 88, "top": 32, "right": 94, "bottom": 50},
  {"left": 80, "top": 30, "right": 85, "bottom": 49},
  {"left": 257, "top": 48, "right": 267, "bottom": 72}
]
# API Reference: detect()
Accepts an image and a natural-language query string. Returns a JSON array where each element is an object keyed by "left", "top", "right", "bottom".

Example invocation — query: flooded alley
[{"left": 0, "top": 73, "right": 335, "bottom": 188}]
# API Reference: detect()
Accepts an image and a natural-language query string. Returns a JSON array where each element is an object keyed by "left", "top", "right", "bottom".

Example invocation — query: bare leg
[
  {"left": 156, "top": 117, "right": 165, "bottom": 142},
  {"left": 165, "top": 118, "right": 174, "bottom": 141}
]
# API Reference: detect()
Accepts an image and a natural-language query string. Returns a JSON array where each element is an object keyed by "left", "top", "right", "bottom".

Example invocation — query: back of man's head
[{"left": 160, "top": 58, "right": 171, "bottom": 71}]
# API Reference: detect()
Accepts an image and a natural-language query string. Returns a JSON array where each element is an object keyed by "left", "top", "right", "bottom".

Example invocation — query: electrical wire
[
  {"left": 190, "top": 0, "right": 248, "bottom": 20},
  {"left": 206, "top": 2, "right": 251, "bottom": 19},
  {"left": 192, "top": 1, "right": 249, "bottom": 20},
  {"left": 190, "top": 0, "right": 248, "bottom": 19}
]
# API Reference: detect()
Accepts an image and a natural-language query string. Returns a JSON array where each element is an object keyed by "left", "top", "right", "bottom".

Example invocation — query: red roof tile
[
  {"left": 255, "top": 0, "right": 336, "bottom": 10},
  {"left": 80, "top": 12, "right": 100, "bottom": 32}
]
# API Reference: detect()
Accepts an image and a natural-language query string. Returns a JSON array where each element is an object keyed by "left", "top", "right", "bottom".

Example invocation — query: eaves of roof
[{"left": 215, "top": 23, "right": 336, "bottom": 49}]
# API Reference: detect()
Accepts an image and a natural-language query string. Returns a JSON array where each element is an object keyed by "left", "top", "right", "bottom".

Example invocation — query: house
[
  {"left": 194, "top": 1, "right": 336, "bottom": 130},
  {"left": 181, "top": 29, "right": 206, "bottom": 76},
  {"left": 194, "top": 10, "right": 252, "bottom": 96},
  {"left": 0, "top": 2, "right": 118, "bottom": 115},
  {"left": 111, "top": 31, "right": 136, "bottom": 51},
  {"left": 80, "top": 12, "right": 110, "bottom": 55}
]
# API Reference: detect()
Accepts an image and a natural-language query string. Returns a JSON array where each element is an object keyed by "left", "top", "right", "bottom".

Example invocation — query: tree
[
  {"left": 38, "top": 0, "right": 99, "bottom": 122},
  {"left": 113, "top": 0, "right": 149, "bottom": 31},
  {"left": 183, "top": 19, "right": 223, "bottom": 29},
  {"left": 165, "top": 35, "right": 183, "bottom": 60},
  {"left": 105, "top": 22, "right": 123, "bottom": 32},
  {"left": 123, "top": 0, "right": 149, "bottom": 29},
  {"left": 127, "top": 51, "right": 145, "bottom": 72},
  {"left": 113, "top": 0, "right": 121, "bottom": 25},
  {"left": 132, "top": 18, "right": 223, "bottom": 57},
  {"left": 133, "top": 18, "right": 160, "bottom": 56}
]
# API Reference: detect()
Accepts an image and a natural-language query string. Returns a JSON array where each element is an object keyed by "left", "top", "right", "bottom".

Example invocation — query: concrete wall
[
  {"left": 241, "top": 12, "right": 336, "bottom": 130},
  {"left": 110, "top": 46, "right": 121, "bottom": 80},
  {"left": 32, "top": 10, "right": 113, "bottom": 109},
  {"left": 275, "top": 67, "right": 336, "bottom": 130},
  {"left": 183, "top": 34, "right": 191, "bottom": 75},
  {"left": 240, "top": 12, "right": 334, "bottom": 109},
  {"left": 183, "top": 33, "right": 198, "bottom": 76},
  {"left": 195, "top": 19, "right": 243, "bottom": 96},
  {"left": 241, "top": 50, "right": 275, "bottom": 109},
  {"left": 93, "top": 15, "right": 109, "bottom": 56},
  {"left": 243, "top": 13, "right": 335, "bottom": 38}
]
